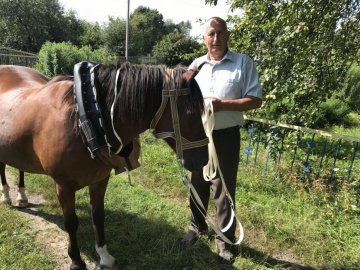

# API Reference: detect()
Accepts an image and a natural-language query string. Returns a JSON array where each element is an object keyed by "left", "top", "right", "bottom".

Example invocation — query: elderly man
[{"left": 181, "top": 17, "right": 262, "bottom": 264}]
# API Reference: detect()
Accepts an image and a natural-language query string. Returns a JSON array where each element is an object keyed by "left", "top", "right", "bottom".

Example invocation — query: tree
[
  {"left": 152, "top": 33, "right": 202, "bottom": 66},
  {"left": 102, "top": 17, "right": 127, "bottom": 56},
  {"left": 164, "top": 19, "right": 192, "bottom": 36},
  {"left": 78, "top": 21, "right": 104, "bottom": 49},
  {"left": 130, "top": 6, "right": 166, "bottom": 56},
  {"left": 206, "top": 0, "right": 360, "bottom": 126},
  {"left": 102, "top": 7, "right": 166, "bottom": 57},
  {"left": 340, "top": 63, "right": 360, "bottom": 113},
  {"left": 101, "top": 6, "right": 194, "bottom": 59},
  {"left": 0, "top": 0, "right": 83, "bottom": 52}
]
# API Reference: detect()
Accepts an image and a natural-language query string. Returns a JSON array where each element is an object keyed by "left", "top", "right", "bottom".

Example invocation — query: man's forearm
[{"left": 209, "top": 96, "right": 262, "bottom": 112}]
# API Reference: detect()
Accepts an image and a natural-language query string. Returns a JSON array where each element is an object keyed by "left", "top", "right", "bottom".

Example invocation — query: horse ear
[
  {"left": 186, "top": 61, "right": 205, "bottom": 80},
  {"left": 183, "top": 69, "right": 201, "bottom": 95},
  {"left": 183, "top": 69, "right": 196, "bottom": 83}
]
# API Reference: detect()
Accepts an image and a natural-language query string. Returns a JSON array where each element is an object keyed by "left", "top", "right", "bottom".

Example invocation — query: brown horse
[
  {"left": 0, "top": 63, "right": 208, "bottom": 269},
  {"left": 0, "top": 66, "right": 48, "bottom": 207}
]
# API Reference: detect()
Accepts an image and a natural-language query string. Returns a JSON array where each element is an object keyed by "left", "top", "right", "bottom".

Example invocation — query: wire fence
[
  {"left": 118, "top": 55, "right": 159, "bottom": 64},
  {"left": 0, "top": 47, "right": 37, "bottom": 67},
  {"left": 241, "top": 116, "right": 359, "bottom": 186}
]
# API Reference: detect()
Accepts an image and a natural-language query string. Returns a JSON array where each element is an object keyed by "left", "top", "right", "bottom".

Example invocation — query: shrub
[
  {"left": 341, "top": 64, "right": 360, "bottom": 113},
  {"left": 34, "top": 42, "right": 115, "bottom": 78},
  {"left": 313, "top": 98, "right": 351, "bottom": 128}
]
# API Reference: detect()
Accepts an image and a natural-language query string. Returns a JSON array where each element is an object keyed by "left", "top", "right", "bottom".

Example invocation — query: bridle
[
  {"left": 149, "top": 68, "right": 209, "bottom": 160},
  {"left": 110, "top": 67, "right": 208, "bottom": 161},
  {"left": 150, "top": 87, "right": 209, "bottom": 160}
]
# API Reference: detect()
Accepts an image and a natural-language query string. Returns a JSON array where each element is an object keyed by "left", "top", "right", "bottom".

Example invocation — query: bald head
[
  {"left": 202, "top": 17, "right": 229, "bottom": 61},
  {"left": 203, "top": 17, "right": 228, "bottom": 35}
]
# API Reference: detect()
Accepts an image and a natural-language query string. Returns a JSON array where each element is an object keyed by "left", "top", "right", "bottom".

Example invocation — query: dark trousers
[{"left": 188, "top": 126, "right": 240, "bottom": 250}]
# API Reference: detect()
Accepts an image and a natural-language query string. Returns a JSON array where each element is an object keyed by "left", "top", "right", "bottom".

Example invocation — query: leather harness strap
[
  {"left": 73, "top": 61, "right": 132, "bottom": 172},
  {"left": 73, "top": 61, "right": 109, "bottom": 157}
]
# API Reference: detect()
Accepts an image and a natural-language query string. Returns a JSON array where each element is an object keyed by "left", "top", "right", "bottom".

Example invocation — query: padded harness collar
[{"left": 73, "top": 61, "right": 109, "bottom": 157}]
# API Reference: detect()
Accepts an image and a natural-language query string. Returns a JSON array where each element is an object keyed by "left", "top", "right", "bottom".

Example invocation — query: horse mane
[
  {"left": 104, "top": 62, "right": 163, "bottom": 122},
  {"left": 95, "top": 63, "right": 200, "bottom": 120},
  {"left": 93, "top": 62, "right": 203, "bottom": 123}
]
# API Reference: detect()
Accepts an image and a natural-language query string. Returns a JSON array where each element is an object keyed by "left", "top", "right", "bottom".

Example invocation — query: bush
[
  {"left": 313, "top": 98, "right": 351, "bottom": 128},
  {"left": 341, "top": 64, "right": 360, "bottom": 113},
  {"left": 34, "top": 42, "right": 116, "bottom": 78}
]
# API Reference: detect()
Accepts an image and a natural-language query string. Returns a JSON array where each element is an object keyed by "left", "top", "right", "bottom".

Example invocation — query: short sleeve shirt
[{"left": 189, "top": 51, "right": 262, "bottom": 130}]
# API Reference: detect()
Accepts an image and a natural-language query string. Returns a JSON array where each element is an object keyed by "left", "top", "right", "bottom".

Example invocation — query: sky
[{"left": 59, "top": 0, "right": 234, "bottom": 38}]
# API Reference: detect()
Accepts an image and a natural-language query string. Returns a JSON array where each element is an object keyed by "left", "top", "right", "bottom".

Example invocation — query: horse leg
[
  {"left": 56, "top": 184, "right": 86, "bottom": 270},
  {"left": 16, "top": 170, "right": 28, "bottom": 207},
  {"left": 89, "top": 177, "right": 115, "bottom": 268},
  {"left": 0, "top": 162, "right": 11, "bottom": 205}
]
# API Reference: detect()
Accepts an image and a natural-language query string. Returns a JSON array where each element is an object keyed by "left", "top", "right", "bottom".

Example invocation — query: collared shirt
[{"left": 189, "top": 51, "right": 262, "bottom": 130}]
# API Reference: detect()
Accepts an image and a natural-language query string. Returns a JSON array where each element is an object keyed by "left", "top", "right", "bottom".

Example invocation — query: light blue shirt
[{"left": 189, "top": 51, "right": 262, "bottom": 130}]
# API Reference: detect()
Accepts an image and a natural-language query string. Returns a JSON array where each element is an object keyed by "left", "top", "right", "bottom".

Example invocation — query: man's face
[{"left": 203, "top": 20, "right": 229, "bottom": 58}]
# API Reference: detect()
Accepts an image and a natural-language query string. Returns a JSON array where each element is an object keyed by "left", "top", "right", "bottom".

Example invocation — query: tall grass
[{"left": 1, "top": 130, "right": 360, "bottom": 269}]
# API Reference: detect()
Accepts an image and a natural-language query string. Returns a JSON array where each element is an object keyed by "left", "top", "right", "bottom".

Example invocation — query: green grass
[
  {"left": 1, "top": 130, "right": 360, "bottom": 269},
  {"left": 0, "top": 205, "right": 56, "bottom": 270}
]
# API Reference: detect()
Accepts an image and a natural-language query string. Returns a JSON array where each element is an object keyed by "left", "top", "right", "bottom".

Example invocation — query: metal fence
[
  {"left": 241, "top": 116, "right": 359, "bottom": 185},
  {"left": 118, "top": 55, "right": 159, "bottom": 65},
  {"left": 0, "top": 47, "right": 38, "bottom": 67}
]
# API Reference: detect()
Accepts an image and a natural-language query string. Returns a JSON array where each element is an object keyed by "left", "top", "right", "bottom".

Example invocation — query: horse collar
[{"left": 73, "top": 61, "right": 109, "bottom": 158}]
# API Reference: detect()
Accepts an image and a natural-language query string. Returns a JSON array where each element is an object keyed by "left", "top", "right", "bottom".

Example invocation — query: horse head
[
  {"left": 94, "top": 63, "right": 208, "bottom": 172},
  {"left": 151, "top": 67, "right": 209, "bottom": 171}
]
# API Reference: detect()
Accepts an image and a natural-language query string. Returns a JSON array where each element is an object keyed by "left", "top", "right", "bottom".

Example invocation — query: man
[{"left": 181, "top": 17, "right": 262, "bottom": 264}]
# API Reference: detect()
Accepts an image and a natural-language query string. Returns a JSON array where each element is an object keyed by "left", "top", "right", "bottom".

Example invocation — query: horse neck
[
  {"left": 112, "top": 118, "right": 151, "bottom": 147},
  {"left": 96, "top": 63, "right": 164, "bottom": 146}
]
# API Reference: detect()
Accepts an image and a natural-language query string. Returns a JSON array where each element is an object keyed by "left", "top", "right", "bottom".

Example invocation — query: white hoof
[
  {"left": 16, "top": 187, "right": 28, "bottom": 208},
  {"left": 1, "top": 184, "right": 12, "bottom": 205},
  {"left": 96, "top": 244, "right": 115, "bottom": 268}
]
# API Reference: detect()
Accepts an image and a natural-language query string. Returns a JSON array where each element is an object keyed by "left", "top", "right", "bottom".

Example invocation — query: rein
[{"left": 182, "top": 100, "right": 244, "bottom": 246}]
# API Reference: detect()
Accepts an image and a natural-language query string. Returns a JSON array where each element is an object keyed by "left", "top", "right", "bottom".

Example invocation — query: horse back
[
  {"left": 0, "top": 70, "right": 77, "bottom": 173},
  {"left": 0, "top": 65, "right": 48, "bottom": 94}
]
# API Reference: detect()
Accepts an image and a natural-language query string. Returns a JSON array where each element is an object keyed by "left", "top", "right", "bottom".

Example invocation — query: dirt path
[{"left": 4, "top": 170, "right": 99, "bottom": 270}]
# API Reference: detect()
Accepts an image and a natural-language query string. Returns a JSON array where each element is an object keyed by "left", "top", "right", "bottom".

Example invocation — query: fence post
[
  {"left": 346, "top": 141, "right": 359, "bottom": 181},
  {"left": 316, "top": 137, "right": 328, "bottom": 179},
  {"left": 328, "top": 139, "right": 342, "bottom": 184},
  {"left": 291, "top": 130, "right": 301, "bottom": 173},
  {"left": 244, "top": 124, "right": 254, "bottom": 170}
]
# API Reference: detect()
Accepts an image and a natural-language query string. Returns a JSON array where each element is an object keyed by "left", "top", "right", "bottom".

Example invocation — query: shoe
[
  {"left": 217, "top": 249, "right": 235, "bottom": 264},
  {"left": 179, "top": 230, "right": 198, "bottom": 249}
]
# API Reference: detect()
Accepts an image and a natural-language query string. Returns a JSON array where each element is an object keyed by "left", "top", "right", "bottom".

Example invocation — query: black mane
[{"left": 94, "top": 62, "right": 204, "bottom": 123}]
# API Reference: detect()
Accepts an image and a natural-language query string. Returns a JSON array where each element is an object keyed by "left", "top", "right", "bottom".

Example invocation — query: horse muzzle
[{"left": 182, "top": 145, "right": 209, "bottom": 171}]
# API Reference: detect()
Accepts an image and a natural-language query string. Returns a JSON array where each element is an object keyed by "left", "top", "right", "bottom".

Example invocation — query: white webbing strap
[
  {"left": 202, "top": 100, "right": 217, "bottom": 181},
  {"left": 186, "top": 100, "right": 244, "bottom": 245},
  {"left": 110, "top": 69, "right": 123, "bottom": 154}
]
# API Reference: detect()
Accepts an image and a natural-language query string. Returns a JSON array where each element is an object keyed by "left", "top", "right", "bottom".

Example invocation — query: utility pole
[{"left": 125, "top": 0, "right": 130, "bottom": 61}]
